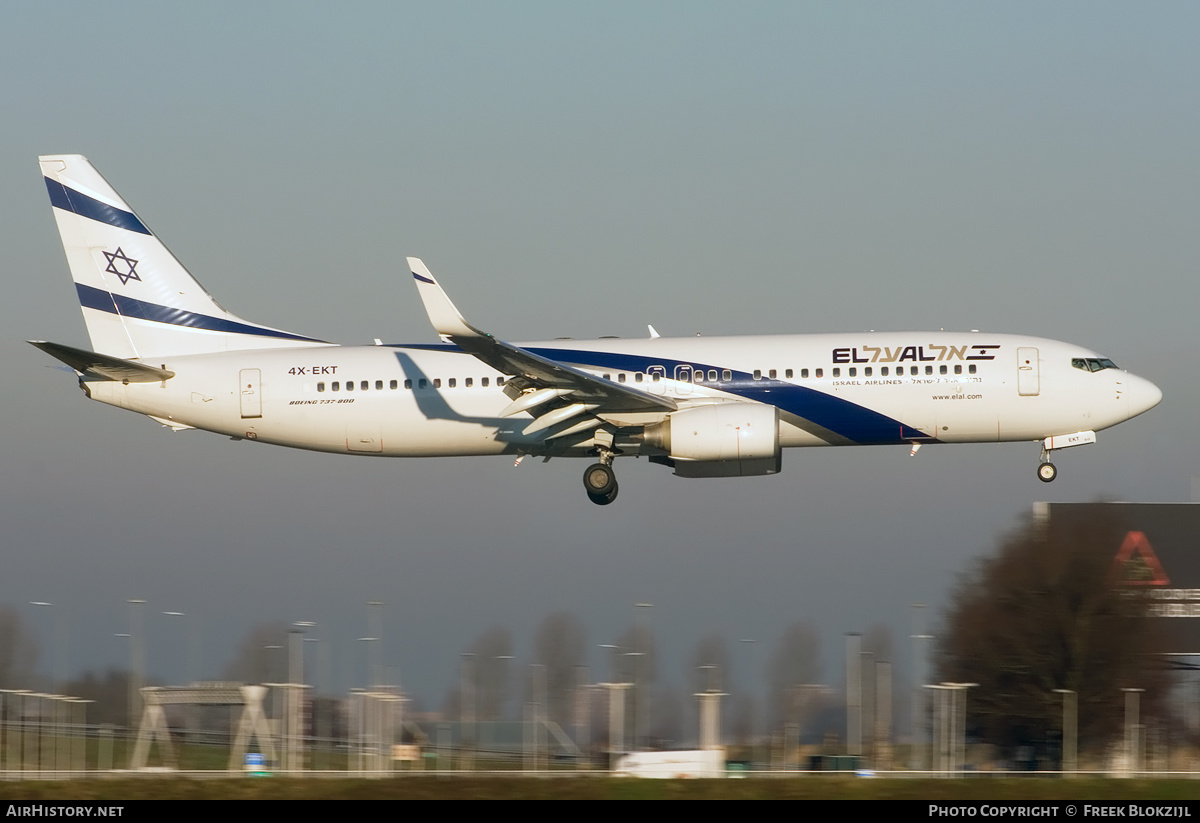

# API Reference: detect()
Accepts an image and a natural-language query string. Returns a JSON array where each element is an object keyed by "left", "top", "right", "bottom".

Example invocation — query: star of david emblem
[{"left": 103, "top": 247, "right": 141, "bottom": 285}]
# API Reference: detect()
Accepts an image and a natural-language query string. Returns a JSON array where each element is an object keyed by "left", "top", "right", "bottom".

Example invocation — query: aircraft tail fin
[{"left": 39, "top": 155, "right": 327, "bottom": 358}]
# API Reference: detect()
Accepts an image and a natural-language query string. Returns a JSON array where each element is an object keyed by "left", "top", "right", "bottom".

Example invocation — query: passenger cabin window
[
  {"left": 723, "top": 369, "right": 732, "bottom": 381},
  {"left": 376, "top": 380, "right": 384, "bottom": 390},
  {"left": 318, "top": 382, "right": 325, "bottom": 392},
  {"left": 448, "top": 378, "right": 456, "bottom": 388},
  {"left": 482, "top": 377, "right": 489, "bottom": 387},
  {"left": 784, "top": 369, "right": 793, "bottom": 379},
  {"left": 753, "top": 370, "right": 762, "bottom": 380},
  {"left": 800, "top": 368, "right": 809, "bottom": 378},
  {"left": 832, "top": 368, "right": 841, "bottom": 378},
  {"left": 848, "top": 367, "right": 856, "bottom": 377},
  {"left": 332, "top": 382, "right": 340, "bottom": 391},
  {"left": 768, "top": 369, "right": 777, "bottom": 379},
  {"left": 418, "top": 379, "right": 427, "bottom": 389},
  {"left": 968, "top": 365, "right": 976, "bottom": 374},
  {"left": 346, "top": 381, "right": 354, "bottom": 391},
  {"left": 361, "top": 381, "right": 368, "bottom": 391},
  {"left": 864, "top": 367, "right": 872, "bottom": 377},
  {"left": 815, "top": 368, "right": 823, "bottom": 378}
]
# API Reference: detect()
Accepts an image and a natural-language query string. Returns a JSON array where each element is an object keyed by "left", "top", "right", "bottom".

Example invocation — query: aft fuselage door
[
  {"left": 239, "top": 368, "right": 263, "bottom": 418},
  {"left": 1017, "top": 347, "right": 1040, "bottom": 397}
]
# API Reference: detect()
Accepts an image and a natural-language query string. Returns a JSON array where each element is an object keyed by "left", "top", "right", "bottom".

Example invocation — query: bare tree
[
  {"left": 64, "top": 668, "right": 131, "bottom": 727},
  {"left": 219, "top": 621, "right": 291, "bottom": 684},
  {"left": 649, "top": 683, "right": 684, "bottom": 748},
  {"left": 615, "top": 621, "right": 657, "bottom": 749},
  {"left": 937, "top": 511, "right": 1172, "bottom": 761},
  {"left": 532, "top": 612, "right": 587, "bottom": 727},
  {"left": 768, "top": 621, "right": 821, "bottom": 729},
  {"left": 469, "top": 626, "right": 513, "bottom": 721},
  {"left": 862, "top": 623, "right": 894, "bottom": 662}
]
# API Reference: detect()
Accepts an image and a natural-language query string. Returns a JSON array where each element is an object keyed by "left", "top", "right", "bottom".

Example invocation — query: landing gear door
[
  {"left": 1017, "top": 347, "right": 1040, "bottom": 397},
  {"left": 240, "top": 368, "right": 262, "bottom": 418}
]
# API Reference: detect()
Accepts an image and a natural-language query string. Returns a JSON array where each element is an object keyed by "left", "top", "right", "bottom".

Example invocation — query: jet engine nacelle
[{"left": 642, "top": 403, "right": 781, "bottom": 477}]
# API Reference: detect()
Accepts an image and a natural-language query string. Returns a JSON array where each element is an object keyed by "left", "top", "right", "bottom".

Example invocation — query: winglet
[{"left": 408, "top": 257, "right": 485, "bottom": 341}]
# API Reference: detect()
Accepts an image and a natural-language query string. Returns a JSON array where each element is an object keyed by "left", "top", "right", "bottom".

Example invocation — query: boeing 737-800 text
[{"left": 32, "top": 155, "right": 1162, "bottom": 504}]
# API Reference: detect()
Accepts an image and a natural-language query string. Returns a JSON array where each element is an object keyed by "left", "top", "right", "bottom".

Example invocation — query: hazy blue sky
[{"left": 3, "top": 2, "right": 1198, "bottom": 723}]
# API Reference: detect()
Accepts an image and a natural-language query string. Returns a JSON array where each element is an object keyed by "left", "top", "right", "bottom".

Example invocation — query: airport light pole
[
  {"left": 599, "top": 643, "right": 631, "bottom": 770},
  {"left": 461, "top": 652, "right": 475, "bottom": 770},
  {"left": 126, "top": 599, "right": 146, "bottom": 739},
  {"left": 740, "top": 638, "right": 757, "bottom": 761},
  {"left": 695, "top": 666, "right": 727, "bottom": 752},
  {"left": 634, "top": 603, "right": 653, "bottom": 751},
  {"left": 911, "top": 603, "right": 932, "bottom": 771},
  {"left": 1123, "top": 688, "right": 1144, "bottom": 776},
  {"left": 941, "top": 682, "right": 976, "bottom": 774},
  {"left": 1053, "top": 689, "right": 1077, "bottom": 774}
]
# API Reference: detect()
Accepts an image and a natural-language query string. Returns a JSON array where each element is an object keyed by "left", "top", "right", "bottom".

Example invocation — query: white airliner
[{"left": 32, "top": 155, "right": 1162, "bottom": 505}]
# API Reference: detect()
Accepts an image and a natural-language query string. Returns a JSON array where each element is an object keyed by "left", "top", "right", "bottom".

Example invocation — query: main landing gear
[
  {"left": 580, "top": 453, "right": 619, "bottom": 506},
  {"left": 584, "top": 462, "right": 618, "bottom": 505}
]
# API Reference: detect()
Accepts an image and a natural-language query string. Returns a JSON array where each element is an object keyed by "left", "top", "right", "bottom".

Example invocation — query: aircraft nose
[{"left": 1125, "top": 374, "right": 1163, "bottom": 418}]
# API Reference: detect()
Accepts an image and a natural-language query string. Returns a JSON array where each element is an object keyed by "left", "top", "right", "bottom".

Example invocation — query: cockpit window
[{"left": 1072, "top": 357, "right": 1118, "bottom": 373}]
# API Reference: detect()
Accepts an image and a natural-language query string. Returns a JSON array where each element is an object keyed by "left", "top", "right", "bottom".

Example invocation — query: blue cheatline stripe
[
  {"left": 527, "top": 347, "right": 935, "bottom": 445},
  {"left": 76, "top": 283, "right": 327, "bottom": 343},
  {"left": 396, "top": 342, "right": 938, "bottom": 445},
  {"left": 45, "top": 178, "right": 151, "bottom": 235}
]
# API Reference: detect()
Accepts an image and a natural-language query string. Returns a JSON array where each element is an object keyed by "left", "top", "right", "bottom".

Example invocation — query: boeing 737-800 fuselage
[{"left": 32, "top": 155, "right": 1162, "bottom": 504}]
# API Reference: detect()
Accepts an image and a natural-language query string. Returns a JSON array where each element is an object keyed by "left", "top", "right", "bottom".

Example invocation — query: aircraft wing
[
  {"left": 29, "top": 340, "right": 175, "bottom": 383},
  {"left": 408, "top": 258, "right": 677, "bottom": 425}
]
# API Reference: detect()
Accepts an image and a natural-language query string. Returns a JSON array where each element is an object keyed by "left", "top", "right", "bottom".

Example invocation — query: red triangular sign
[{"left": 1112, "top": 531, "right": 1170, "bottom": 586}]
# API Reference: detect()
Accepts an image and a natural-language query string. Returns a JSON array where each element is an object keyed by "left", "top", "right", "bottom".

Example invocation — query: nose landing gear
[{"left": 1035, "top": 430, "right": 1097, "bottom": 483}]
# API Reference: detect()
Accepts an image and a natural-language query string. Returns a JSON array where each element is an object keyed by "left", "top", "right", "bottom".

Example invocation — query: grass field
[{"left": 0, "top": 776, "right": 1198, "bottom": 800}]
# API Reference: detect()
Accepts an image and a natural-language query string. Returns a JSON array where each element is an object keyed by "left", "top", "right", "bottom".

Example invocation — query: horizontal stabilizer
[{"left": 29, "top": 340, "right": 175, "bottom": 382}]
